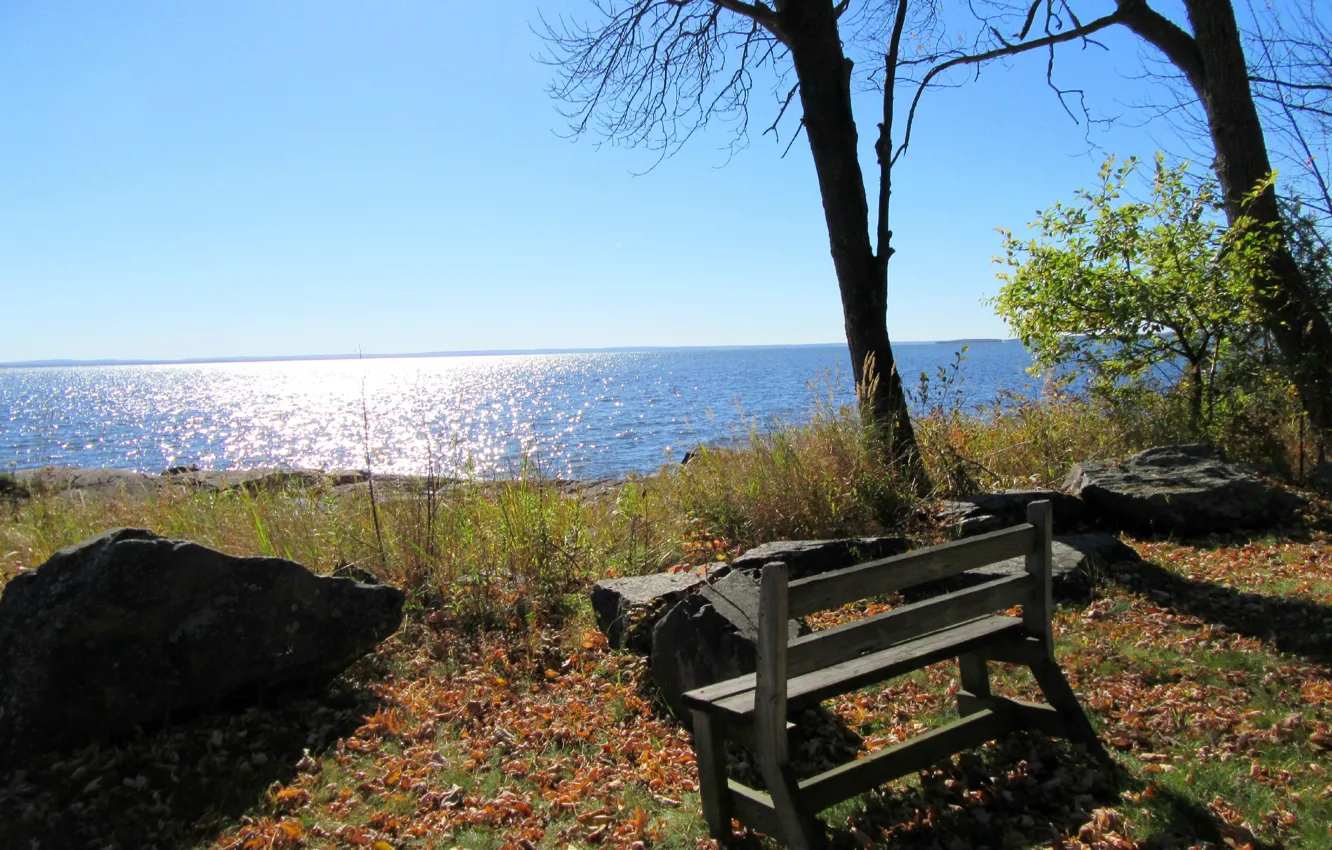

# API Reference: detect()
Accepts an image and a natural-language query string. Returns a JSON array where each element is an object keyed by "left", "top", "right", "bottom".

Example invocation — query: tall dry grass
[{"left": 1, "top": 377, "right": 1317, "bottom": 630}]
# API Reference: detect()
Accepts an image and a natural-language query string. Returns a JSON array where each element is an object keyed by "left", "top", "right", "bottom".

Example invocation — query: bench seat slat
[
  {"left": 788, "top": 575, "right": 1029, "bottom": 676},
  {"left": 787, "top": 523, "right": 1035, "bottom": 617},
  {"left": 797, "top": 708, "right": 1013, "bottom": 813},
  {"left": 684, "top": 614, "right": 1023, "bottom": 718}
]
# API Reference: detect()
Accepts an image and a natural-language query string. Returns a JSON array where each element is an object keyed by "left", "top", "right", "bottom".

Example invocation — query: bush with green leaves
[{"left": 993, "top": 154, "right": 1280, "bottom": 441}]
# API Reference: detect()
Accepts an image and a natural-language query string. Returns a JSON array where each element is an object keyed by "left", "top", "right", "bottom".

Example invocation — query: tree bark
[
  {"left": 1119, "top": 0, "right": 1332, "bottom": 437},
  {"left": 1188, "top": 359, "right": 1205, "bottom": 433},
  {"left": 777, "top": 0, "right": 924, "bottom": 484}
]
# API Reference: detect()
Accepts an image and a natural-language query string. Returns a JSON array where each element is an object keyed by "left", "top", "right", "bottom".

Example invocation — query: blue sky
[{"left": 0, "top": 0, "right": 1205, "bottom": 362}]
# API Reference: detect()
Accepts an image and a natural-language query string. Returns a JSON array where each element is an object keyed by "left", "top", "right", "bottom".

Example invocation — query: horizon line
[{"left": 0, "top": 338, "right": 1016, "bottom": 369}]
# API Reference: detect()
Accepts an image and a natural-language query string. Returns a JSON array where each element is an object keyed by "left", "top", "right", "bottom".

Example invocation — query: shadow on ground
[
  {"left": 0, "top": 682, "right": 377, "bottom": 849},
  {"left": 808, "top": 733, "right": 1269, "bottom": 849},
  {"left": 1109, "top": 555, "right": 1332, "bottom": 667}
]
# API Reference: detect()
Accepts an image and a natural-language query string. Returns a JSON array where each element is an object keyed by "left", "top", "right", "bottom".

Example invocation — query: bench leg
[
  {"left": 1027, "top": 653, "right": 1108, "bottom": 762},
  {"left": 764, "top": 764, "right": 824, "bottom": 850},
  {"left": 691, "top": 711, "right": 733, "bottom": 841},
  {"left": 956, "top": 652, "right": 990, "bottom": 717}
]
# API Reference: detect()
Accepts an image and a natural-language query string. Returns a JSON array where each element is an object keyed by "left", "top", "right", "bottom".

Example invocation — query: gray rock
[
  {"left": 935, "top": 490, "right": 1084, "bottom": 537},
  {"left": 14, "top": 467, "right": 158, "bottom": 499},
  {"left": 167, "top": 468, "right": 326, "bottom": 493},
  {"left": 1065, "top": 445, "right": 1306, "bottom": 536},
  {"left": 331, "top": 474, "right": 429, "bottom": 501},
  {"left": 729, "top": 537, "right": 908, "bottom": 580},
  {"left": 962, "top": 533, "right": 1142, "bottom": 598},
  {"left": 591, "top": 567, "right": 725, "bottom": 653},
  {"left": 650, "top": 570, "right": 802, "bottom": 728},
  {"left": 328, "top": 469, "right": 370, "bottom": 487},
  {"left": 0, "top": 528, "right": 403, "bottom": 768},
  {"left": 1307, "top": 461, "right": 1332, "bottom": 497},
  {"left": 932, "top": 501, "right": 1008, "bottom": 537}
]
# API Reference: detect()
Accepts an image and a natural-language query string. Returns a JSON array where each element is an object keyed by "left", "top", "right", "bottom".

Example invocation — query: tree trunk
[
  {"left": 1188, "top": 359, "right": 1205, "bottom": 433},
  {"left": 778, "top": 0, "right": 925, "bottom": 485},
  {"left": 1120, "top": 0, "right": 1332, "bottom": 438}
]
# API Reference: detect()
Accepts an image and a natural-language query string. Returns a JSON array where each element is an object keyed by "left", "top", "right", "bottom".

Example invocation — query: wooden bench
[{"left": 682, "top": 501, "right": 1103, "bottom": 848}]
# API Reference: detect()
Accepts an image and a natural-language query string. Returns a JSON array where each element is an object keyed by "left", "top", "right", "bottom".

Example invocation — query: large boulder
[
  {"left": 650, "top": 570, "right": 802, "bottom": 728},
  {"left": 934, "top": 490, "right": 1085, "bottom": 537},
  {"left": 591, "top": 567, "right": 725, "bottom": 653},
  {"left": 0, "top": 528, "right": 404, "bottom": 768},
  {"left": 1065, "top": 445, "right": 1306, "bottom": 536},
  {"left": 729, "top": 537, "right": 908, "bottom": 580}
]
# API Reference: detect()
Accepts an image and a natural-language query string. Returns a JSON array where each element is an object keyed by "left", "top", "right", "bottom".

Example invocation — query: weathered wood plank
[
  {"left": 1027, "top": 652, "right": 1108, "bottom": 759},
  {"left": 754, "top": 562, "right": 820, "bottom": 848},
  {"left": 798, "top": 708, "right": 1016, "bottom": 813},
  {"left": 712, "top": 616, "right": 1023, "bottom": 718},
  {"left": 787, "top": 524, "right": 1035, "bottom": 616},
  {"left": 727, "top": 781, "right": 825, "bottom": 848},
  {"left": 982, "top": 636, "right": 1107, "bottom": 758},
  {"left": 957, "top": 652, "right": 990, "bottom": 716},
  {"left": 755, "top": 562, "right": 791, "bottom": 770},
  {"left": 728, "top": 781, "right": 783, "bottom": 840},
  {"left": 1024, "top": 501, "right": 1054, "bottom": 657},
  {"left": 787, "top": 575, "right": 1030, "bottom": 676},
  {"left": 954, "top": 695, "right": 1066, "bottom": 737},
  {"left": 691, "top": 711, "right": 732, "bottom": 839},
  {"left": 683, "top": 672, "right": 756, "bottom": 710}
]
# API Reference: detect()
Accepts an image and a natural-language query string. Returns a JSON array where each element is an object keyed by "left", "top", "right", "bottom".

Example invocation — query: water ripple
[{"left": 0, "top": 344, "right": 1034, "bottom": 478}]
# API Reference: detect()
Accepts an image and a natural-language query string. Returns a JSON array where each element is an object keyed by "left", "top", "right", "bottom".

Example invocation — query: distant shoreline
[{"left": 0, "top": 339, "right": 1017, "bottom": 370}]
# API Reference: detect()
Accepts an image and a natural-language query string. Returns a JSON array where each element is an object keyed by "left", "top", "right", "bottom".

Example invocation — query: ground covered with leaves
[{"left": 3, "top": 523, "right": 1332, "bottom": 850}]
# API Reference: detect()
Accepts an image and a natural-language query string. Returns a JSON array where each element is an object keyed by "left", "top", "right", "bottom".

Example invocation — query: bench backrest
[{"left": 752, "top": 501, "right": 1054, "bottom": 765}]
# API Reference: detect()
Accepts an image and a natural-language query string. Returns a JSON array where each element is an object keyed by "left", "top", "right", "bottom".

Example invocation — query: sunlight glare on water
[{"left": 0, "top": 344, "right": 1034, "bottom": 479}]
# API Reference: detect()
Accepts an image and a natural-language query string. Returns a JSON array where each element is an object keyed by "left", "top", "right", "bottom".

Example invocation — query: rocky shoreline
[{"left": 0, "top": 464, "right": 627, "bottom": 501}]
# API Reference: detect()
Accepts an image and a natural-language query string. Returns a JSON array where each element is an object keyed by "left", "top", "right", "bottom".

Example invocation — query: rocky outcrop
[
  {"left": 649, "top": 570, "right": 802, "bottom": 728},
  {"left": 591, "top": 567, "right": 725, "bottom": 653},
  {"left": 12, "top": 466, "right": 336, "bottom": 499},
  {"left": 0, "top": 528, "right": 404, "bottom": 768},
  {"left": 328, "top": 469, "right": 370, "bottom": 487},
  {"left": 934, "top": 490, "right": 1085, "bottom": 537},
  {"left": 1065, "top": 445, "right": 1306, "bottom": 536},
  {"left": 14, "top": 467, "right": 159, "bottom": 499},
  {"left": 728, "top": 537, "right": 908, "bottom": 580},
  {"left": 163, "top": 468, "right": 326, "bottom": 493}
]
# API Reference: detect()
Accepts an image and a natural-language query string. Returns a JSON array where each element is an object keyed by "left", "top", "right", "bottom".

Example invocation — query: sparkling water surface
[{"left": 1, "top": 343, "right": 1034, "bottom": 479}]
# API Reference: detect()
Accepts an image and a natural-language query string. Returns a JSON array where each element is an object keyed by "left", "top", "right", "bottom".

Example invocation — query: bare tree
[
  {"left": 540, "top": 0, "right": 944, "bottom": 487},
  {"left": 901, "top": 0, "right": 1332, "bottom": 439},
  {"left": 1246, "top": 0, "right": 1331, "bottom": 231}
]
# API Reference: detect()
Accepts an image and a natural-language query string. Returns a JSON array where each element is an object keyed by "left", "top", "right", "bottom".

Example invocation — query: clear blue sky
[{"left": 0, "top": 0, "right": 1205, "bottom": 362}]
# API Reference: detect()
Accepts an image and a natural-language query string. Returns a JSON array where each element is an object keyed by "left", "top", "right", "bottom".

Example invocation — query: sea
[{"left": 0, "top": 341, "right": 1042, "bottom": 480}]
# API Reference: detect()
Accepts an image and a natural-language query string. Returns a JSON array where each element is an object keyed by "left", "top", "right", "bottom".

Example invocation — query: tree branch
[
  {"left": 896, "top": 7, "right": 1125, "bottom": 162},
  {"left": 1248, "top": 76, "right": 1332, "bottom": 94},
  {"left": 1112, "top": 0, "right": 1205, "bottom": 94},
  {"left": 709, "top": 0, "right": 788, "bottom": 43},
  {"left": 876, "top": 0, "right": 910, "bottom": 269},
  {"left": 762, "top": 81, "right": 801, "bottom": 139}
]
